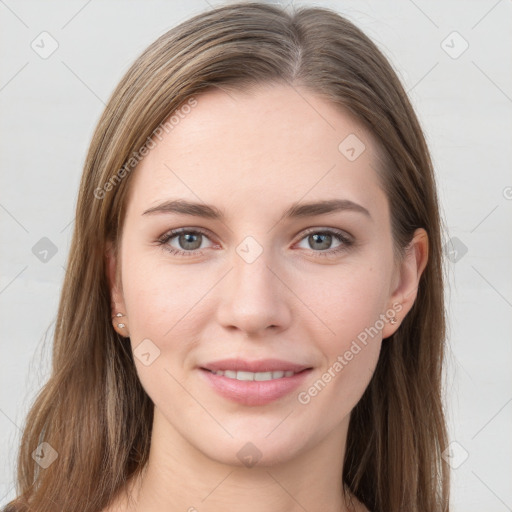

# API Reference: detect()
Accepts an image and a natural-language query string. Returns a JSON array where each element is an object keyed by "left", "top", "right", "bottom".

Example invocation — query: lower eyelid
[
  {"left": 160, "top": 230, "right": 214, "bottom": 251},
  {"left": 158, "top": 228, "right": 352, "bottom": 254}
]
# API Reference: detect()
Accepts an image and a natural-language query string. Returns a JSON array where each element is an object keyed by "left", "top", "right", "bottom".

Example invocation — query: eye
[
  {"left": 295, "top": 228, "right": 353, "bottom": 257},
  {"left": 157, "top": 227, "right": 354, "bottom": 258},
  {"left": 157, "top": 228, "right": 215, "bottom": 257}
]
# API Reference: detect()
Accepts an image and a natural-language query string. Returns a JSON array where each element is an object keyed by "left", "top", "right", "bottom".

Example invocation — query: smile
[
  {"left": 200, "top": 367, "right": 312, "bottom": 406},
  {"left": 208, "top": 369, "right": 298, "bottom": 381}
]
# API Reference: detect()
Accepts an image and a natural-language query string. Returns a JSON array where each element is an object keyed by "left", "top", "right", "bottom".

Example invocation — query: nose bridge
[
  {"left": 215, "top": 236, "right": 290, "bottom": 334},
  {"left": 232, "top": 243, "right": 274, "bottom": 297}
]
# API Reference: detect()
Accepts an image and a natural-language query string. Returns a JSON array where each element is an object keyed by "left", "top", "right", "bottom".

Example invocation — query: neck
[{"left": 112, "top": 407, "right": 363, "bottom": 512}]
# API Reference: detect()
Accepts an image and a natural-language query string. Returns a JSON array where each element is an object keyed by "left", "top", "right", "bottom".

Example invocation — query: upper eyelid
[
  {"left": 160, "top": 227, "right": 215, "bottom": 243},
  {"left": 160, "top": 226, "right": 352, "bottom": 247}
]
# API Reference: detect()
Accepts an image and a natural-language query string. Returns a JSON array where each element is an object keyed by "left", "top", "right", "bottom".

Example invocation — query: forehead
[{"left": 125, "top": 83, "right": 386, "bottom": 218}]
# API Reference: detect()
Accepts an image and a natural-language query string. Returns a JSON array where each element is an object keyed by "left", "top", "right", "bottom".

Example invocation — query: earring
[
  {"left": 390, "top": 317, "right": 398, "bottom": 325},
  {"left": 112, "top": 312, "right": 127, "bottom": 329}
]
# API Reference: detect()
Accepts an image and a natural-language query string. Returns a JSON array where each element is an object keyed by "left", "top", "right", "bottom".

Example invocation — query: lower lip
[{"left": 199, "top": 368, "right": 312, "bottom": 406}]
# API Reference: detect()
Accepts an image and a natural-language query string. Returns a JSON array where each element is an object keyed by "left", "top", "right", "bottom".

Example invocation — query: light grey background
[{"left": 1, "top": 0, "right": 511, "bottom": 510}]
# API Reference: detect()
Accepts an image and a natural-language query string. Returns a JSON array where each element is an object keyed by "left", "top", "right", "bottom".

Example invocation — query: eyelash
[{"left": 157, "top": 227, "right": 354, "bottom": 259}]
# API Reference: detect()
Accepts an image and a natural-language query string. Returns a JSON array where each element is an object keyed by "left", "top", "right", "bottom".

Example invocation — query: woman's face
[{"left": 108, "top": 83, "right": 423, "bottom": 467}]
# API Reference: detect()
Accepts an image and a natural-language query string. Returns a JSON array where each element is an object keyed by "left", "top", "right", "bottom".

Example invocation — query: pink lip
[
  {"left": 200, "top": 358, "right": 311, "bottom": 373},
  {"left": 199, "top": 367, "right": 313, "bottom": 406}
]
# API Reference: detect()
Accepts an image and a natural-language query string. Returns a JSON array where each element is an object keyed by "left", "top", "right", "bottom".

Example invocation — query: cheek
[
  {"left": 294, "top": 261, "right": 388, "bottom": 403},
  {"left": 306, "top": 336, "right": 381, "bottom": 419},
  {"left": 295, "top": 310, "right": 383, "bottom": 421},
  {"left": 120, "top": 255, "right": 206, "bottom": 397},
  {"left": 121, "top": 248, "right": 205, "bottom": 339},
  {"left": 297, "top": 259, "right": 391, "bottom": 343},
  {"left": 122, "top": 243, "right": 392, "bottom": 346}
]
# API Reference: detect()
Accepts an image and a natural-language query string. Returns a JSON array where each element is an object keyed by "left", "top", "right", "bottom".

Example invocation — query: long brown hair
[{"left": 4, "top": 3, "right": 450, "bottom": 511}]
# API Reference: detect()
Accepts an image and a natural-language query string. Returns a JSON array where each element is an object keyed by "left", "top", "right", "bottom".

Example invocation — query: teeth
[{"left": 212, "top": 369, "right": 296, "bottom": 381}]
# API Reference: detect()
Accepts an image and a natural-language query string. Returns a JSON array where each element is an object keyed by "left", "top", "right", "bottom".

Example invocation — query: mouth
[
  {"left": 200, "top": 367, "right": 311, "bottom": 381},
  {"left": 199, "top": 367, "right": 313, "bottom": 406}
]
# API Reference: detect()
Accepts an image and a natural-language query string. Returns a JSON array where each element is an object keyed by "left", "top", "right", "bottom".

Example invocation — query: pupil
[
  {"left": 311, "top": 233, "right": 331, "bottom": 250},
  {"left": 181, "top": 233, "right": 201, "bottom": 250}
]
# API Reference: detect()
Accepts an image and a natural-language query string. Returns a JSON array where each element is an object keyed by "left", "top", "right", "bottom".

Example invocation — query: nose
[{"left": 215, "top": 247, "right": 292, "bottom": 337}]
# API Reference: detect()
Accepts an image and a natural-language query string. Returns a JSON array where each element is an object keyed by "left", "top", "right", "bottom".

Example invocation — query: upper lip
[{"left": 200, "top": 358, "right": 312, "bottom": 373}]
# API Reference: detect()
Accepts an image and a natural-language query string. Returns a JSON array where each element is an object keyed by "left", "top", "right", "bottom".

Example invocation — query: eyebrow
[{"left": 142, "top": 198, "right": 371, "bottom": 221}]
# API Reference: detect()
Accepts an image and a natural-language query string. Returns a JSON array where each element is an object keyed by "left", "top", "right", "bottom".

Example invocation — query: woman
[{"left": 4, "top": 2, "right": 450, "bottom": 511}]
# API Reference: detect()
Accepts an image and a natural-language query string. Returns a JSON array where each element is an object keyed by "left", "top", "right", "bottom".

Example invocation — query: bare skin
[{"left": 104, "top": 83, "right": 428, "bottom": 512}]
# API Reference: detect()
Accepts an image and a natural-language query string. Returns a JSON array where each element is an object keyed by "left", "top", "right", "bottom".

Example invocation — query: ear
[
  {"left": 105, "top": 240, "right": 126, "bottom": 315},
  {"left": 382, "top": 228, "right": 429, "bottom": 339}
]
